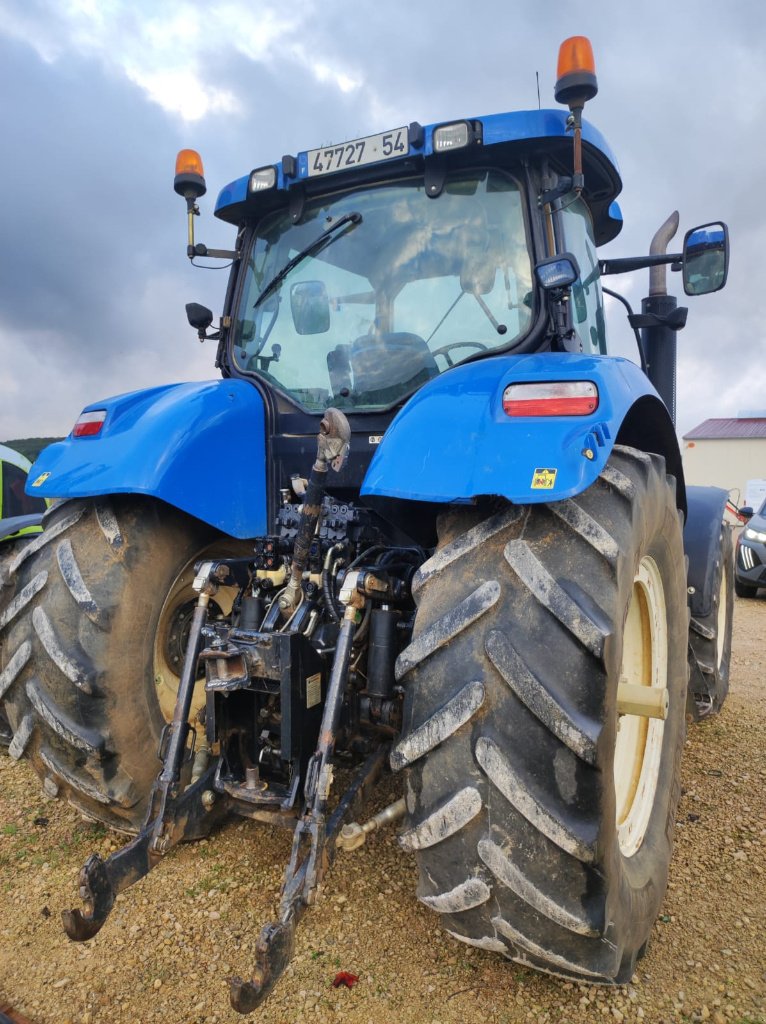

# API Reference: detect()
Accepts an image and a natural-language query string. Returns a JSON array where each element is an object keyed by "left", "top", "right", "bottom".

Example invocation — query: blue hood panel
[
  {"left": 362, "top": 353, "right": 660, "bottom": 505},
  {"left": 27, "top": 380, "right": 267, "bottom": 539}
]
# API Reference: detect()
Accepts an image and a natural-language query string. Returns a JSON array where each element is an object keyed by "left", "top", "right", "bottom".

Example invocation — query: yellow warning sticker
[
  {"left": 531, "top": 468, "right": 557, "bottom": 490},
  {"left": 31, "top": 472, "right": 51, "bottom": 488}
]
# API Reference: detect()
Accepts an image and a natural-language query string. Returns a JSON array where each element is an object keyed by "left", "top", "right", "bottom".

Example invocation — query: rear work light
[
  {"left": 432, "top": 120, "right": 480, "bottom": 152},
  {"left": 249, "top": 165, "right": 277, "bottom": 193},
  {"left": 73, "top": 410, "right": 107, "bottom": 437},
  {"left": 503, "top": 381, "right": 598, "bottom": 417}
]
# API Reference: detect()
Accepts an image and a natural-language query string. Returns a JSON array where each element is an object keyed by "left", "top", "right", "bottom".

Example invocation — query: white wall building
[{"left": 682, "top": 418, "right": 766, "bottom": 510}]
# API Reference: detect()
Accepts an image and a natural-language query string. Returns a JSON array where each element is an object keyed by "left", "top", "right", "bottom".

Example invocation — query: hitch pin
[{"left": 336, "top": 797, "right": 406, "bottom": 852}]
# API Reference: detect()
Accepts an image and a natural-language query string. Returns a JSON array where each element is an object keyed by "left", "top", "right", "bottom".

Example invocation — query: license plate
[{"left": 306, "top": 127, "right": 409, "bottom": 178}]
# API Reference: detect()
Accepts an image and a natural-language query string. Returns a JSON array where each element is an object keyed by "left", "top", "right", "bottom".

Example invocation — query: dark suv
[{"left": 735, "top": 497, "right": 766, "bottom": 597}]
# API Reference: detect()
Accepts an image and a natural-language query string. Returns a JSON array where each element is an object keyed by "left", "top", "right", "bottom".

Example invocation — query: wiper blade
[{"left": 253, "top": 212, "right": 362, "bottom": 309}]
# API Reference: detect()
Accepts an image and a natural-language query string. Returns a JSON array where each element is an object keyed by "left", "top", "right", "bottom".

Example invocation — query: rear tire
[
  {"left": 688, "top": 525, "right": 734, "bottom": 717},
  {"left": 0, "top": 497, "right": 249, "bottom": 831},
  {"left": 393, "top": 446, "right": 687, "bottom": 982},
  {"left": 0, "top": 534, "right": 39, "bottom": 749}
]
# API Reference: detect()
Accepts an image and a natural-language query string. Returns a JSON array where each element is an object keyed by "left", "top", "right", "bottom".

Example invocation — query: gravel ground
[{"left": 1, "top": 597, "right": 764, "bottom": 1024}]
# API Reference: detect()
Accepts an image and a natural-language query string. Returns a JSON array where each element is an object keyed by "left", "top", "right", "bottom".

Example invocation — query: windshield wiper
[{"left": 253, "top": 212, "right": 363, "bottom": 310}]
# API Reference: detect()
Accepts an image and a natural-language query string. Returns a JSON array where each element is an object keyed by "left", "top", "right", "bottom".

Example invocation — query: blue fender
[
  {"left": 26, "top": 380, "right": 268, "bottom": 539},
  {"left": 362, "top": 352, "right": 679, "bottom": 509},
  {"left": 683, "top": 486, "right": 729, "bottom": 619}
]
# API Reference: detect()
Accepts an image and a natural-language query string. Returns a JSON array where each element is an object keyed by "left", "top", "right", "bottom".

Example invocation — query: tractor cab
[
  {"left": 211, "top": 108, "right": 622, "bottom": 416},
  {"left": 173, "top": 76, "right": 626, "bottom": 518},
  {"left": 172, "top": 38, "right": 724, "bottom": 528}
]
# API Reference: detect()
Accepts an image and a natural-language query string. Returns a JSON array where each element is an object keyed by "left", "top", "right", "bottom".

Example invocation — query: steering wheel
[{"left": 431, "top": 340, "right": 488, "bottom": 368}]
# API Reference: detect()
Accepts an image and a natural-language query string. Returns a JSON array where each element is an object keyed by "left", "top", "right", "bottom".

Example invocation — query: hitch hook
[{"left": 62, "top": 565, "right": 223, "bottom": 941}]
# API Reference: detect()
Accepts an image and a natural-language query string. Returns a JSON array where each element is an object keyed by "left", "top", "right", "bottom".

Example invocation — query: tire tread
[{"left": 398, "top": 447, "right": 688, "bottom": 983}]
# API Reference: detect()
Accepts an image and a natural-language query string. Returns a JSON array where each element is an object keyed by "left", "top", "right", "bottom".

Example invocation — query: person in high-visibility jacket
[{"left": 0, "top": 444, "right": 47, "bottom": 537}]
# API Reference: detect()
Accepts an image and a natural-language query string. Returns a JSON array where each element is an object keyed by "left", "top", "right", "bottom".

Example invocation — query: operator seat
[{"left": 348, "top": 331, "right": 438, "bottom": 402}]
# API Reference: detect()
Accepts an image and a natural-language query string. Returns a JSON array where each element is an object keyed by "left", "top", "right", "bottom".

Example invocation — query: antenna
[{"left": 536, "top": 71, "right": 541, "bottom": 109}]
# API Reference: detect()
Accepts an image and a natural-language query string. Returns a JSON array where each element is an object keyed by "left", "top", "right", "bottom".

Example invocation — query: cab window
[{"left": 560, "top": 198, "right": 607, "bottom": 354}]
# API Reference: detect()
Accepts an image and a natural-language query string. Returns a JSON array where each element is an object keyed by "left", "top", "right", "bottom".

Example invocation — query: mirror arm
[
  {"left": 189, "top": 243, "right": 240, "bottom": 261},
  {"left": 599, "top": 253, "right": 682, "bottom": 275},
  {"left": 196, "top": 317, "right": 231, "bottom": 344}
]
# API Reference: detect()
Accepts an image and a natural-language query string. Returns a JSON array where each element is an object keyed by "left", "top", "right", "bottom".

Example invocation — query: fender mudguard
[
  {"left": 26, "top": 380, "right": 267, "bottom": 539},
  {"left": 683, "top": 485, "right": 729, "bottom": 618},
  {"left": 362, "top": 352, "right": 680, "bottom": 517}
]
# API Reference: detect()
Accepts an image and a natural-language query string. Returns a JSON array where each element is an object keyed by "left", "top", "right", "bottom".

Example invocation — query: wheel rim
[
  {"left": 153, "top": 544, "right": 241, "bottom": 723},
  {"left": 614, "top": 556, "right": 668, "bottom": 857}
]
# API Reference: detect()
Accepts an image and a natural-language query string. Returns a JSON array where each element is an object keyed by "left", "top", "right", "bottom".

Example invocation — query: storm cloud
[{"left": 0, "top": 0, "right": 762, "bottom": 440}]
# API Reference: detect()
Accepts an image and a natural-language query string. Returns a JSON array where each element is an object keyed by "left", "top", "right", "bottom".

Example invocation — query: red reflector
[
  {"left": 73, "top": 410, "right": 107, "bottom": 437},
  {"left": 505, "top": 396, "right": 598, "bottom": 416},
  {"left": 503, "top": 381, "right": 598, "bottom": 417}
]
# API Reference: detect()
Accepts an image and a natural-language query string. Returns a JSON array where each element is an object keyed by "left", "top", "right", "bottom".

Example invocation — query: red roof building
[{"left": 684, "top": 418, "right": 766, "bottom": 441}]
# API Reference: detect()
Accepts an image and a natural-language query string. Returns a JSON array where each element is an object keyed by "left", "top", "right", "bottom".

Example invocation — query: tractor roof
[{"left": 214, "top": 108, "right": 623, "bottom": 245}]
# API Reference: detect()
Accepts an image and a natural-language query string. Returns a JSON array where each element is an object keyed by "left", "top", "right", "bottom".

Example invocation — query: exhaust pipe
[{"left": 641, "top": 211, "right": 683, "bottom": 423}]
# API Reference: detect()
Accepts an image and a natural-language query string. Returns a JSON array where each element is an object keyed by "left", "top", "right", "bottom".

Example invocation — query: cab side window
[{"left": 560, "top": 199, "right": 607, "bottom": 354}]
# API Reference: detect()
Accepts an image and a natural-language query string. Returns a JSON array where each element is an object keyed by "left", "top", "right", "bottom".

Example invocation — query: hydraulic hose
[{"left": 321, "top": 543, "right": 346, "bottom": 623}]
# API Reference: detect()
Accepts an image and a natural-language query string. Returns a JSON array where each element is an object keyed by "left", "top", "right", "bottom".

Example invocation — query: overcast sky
[{"left": 0, "top": 0, "right": 762, "bottom": 444}]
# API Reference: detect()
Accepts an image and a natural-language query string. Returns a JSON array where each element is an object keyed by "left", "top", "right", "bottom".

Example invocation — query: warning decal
[
  {"left": 306, "top": 672, "right": 322, "bottom": 709},
  {"left": 531, "top": 468, "right": 557, "bottom": 490}
]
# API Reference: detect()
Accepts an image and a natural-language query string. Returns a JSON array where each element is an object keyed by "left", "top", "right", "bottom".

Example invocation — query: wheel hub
[
  {"left": 153, "top": 546, "right": 241, "bottom": 723},
  {"left": 163, "top": 598, "right": 224, "bottom": 678}
]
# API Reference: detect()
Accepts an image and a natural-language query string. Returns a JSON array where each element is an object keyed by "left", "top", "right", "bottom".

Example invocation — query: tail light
[
  {"left": 503, "top": 381, "right": 598, "bottom": 417},
  {"left": 73, "top": 410, "right": 107, "bottom": 437}
]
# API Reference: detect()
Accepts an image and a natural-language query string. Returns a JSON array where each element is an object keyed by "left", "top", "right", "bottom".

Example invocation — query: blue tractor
[{"left": 0, "top": 37, "right": 732, "bottom": 1011}]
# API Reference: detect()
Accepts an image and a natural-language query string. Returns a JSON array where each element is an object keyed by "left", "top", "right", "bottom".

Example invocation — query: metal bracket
[
  {"left": 229, "top": 746, "right": 388, "bottom": 1013},
  {"left": 63, "top": 564, "right": 225, "bottom": 940},
  {"left": 424, "top": 156, "right": 447, "bottom": 199},
  {"left": 62, "top": 763, "right": 229, "bottom": 940},
  {"left": 336, "top": 797, "right": 406, "bottom": 852},
  {"left": 628, "top": 307, "right": 688, "bottom": 332}
]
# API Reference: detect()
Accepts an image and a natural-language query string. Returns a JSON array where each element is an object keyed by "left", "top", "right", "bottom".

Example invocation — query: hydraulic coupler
[{"left": 279, "top": 408, "right": 350, "bottom": 618}]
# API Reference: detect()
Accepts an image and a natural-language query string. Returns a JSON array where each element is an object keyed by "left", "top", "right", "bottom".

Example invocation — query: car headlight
[{"left": 744, "top": 527, "right": 766, "bottom": 543}]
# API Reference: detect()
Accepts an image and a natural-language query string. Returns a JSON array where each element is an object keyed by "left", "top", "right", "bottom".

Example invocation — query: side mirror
[
  {"left": 461, "top": 258, "right": 496, "bottom": 296},
  {"left": 291, "top": 281, "right": 330, "bottom": 335},
  {"left": 185, "top": 302, "right": 218, "bottom": 343},
  {"left": 683, "top": 221, "right": 729, "bottom": 296},
  {"left": 739, "top": 506, "right": 754, "bottom": 521},
  {"left": 186, "top": 303, "right": 214, "bottom": 331}
]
